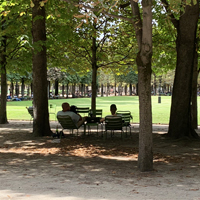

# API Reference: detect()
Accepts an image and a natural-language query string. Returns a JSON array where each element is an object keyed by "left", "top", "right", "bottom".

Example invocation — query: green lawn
[{"left": 6, "top": 96, "right": 200, "bottom": 125}]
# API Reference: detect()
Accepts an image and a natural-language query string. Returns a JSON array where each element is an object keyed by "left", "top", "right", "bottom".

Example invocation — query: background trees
[{"left": 0, "top": 1, "right": 32, "bottom": 124}]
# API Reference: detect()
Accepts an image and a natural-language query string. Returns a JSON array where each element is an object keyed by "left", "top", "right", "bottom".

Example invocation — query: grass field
[{"left": 6, "top": 96, "right": 200, "bottom": 125}]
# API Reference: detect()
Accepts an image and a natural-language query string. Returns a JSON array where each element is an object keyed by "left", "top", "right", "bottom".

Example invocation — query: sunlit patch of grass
[{"left": 6, "top": 96, "right": 200, "bottom": 125}]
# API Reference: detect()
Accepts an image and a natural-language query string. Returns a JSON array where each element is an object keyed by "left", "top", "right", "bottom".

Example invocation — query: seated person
[
  {"left": 70, "top": 105, "right": 82, "bottom": 120},
  {"left": 57, "top": 102, "right": 86, "bottom": 127},
  {"left": 70, "top": 105, "right": 78, "bottom": 114},
  {"left": 100, "top": 104, "right": 119, "bottom": 123},
  {"left": 26, "top": 101, "right": 33, "bottom": 110}
]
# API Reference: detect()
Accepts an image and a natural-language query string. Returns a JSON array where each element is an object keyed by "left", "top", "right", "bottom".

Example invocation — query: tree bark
[
  {"left": 91, "top": 36, "right": 98, "bottom": 110},
  {"left": 101, "top": 84, "right": 103, "bottom": 97},
  {"left": 15, "top": 82, "right": 19, "bottom": 97},
  {"left": 0, "top": 16, "right": 8, "bottom": 124},
  {"left": 72, "top": 84, "right": 75, "bottom": 97},
  {"left": 153, "top": 74, "right": 157, "bottom": 95},
  {"left": 10, "top": 81, "right": 14, "bottom": 98},
  {"left": 191, "top": 50, "right": 198, "bottom": 129},
  {"left": 32, "top": 0, "right": 52, "bottom": 137},
  {"left": 27, "top": 85, "right": 30, "bottom": 97},
  {"left": 129, "top": 83, "right": 132, "bottom": 96},
  {"left": 62, "top": 84, "right": 64, "bottom": 97},
  {"left": 106, "top": 83, "right": 109, "bottom": 96},
  {"left": 125, "top": 85, "right": 127, "bottom": 95},
  {"left": 131, "top": 0, "right": 153, "bottom": 171},
  {"left": 31, "top": 82, "right": 33, "bottom": 96},
  {"left": 66, "top": 83, "right": 69, "bottom": 98},
  {"left": 21, "top": 78, "right": 25, "bottom": 98},
  {"left": 47, "top": 81, "right": 50, "bottom": 98},
  {"left": 168, "top": 3, "right": 199, "bottom": 138},
  {"left": 114, "top": 76, "right": 117, "bottom": 96},
  {"left": 55, "top": 79, "right": 58, "bottom": 96},
  {"left": 0, "top": 64, "right": 7, "bottom": 124}
]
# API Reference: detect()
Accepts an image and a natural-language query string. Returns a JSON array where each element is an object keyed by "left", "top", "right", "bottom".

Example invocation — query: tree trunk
[
  {"left": 136, "top": 83, "right": 138, "bottom": 95},
  {"left": 21, "top": 78, "right": 25, "bottom": 98},
  {"left": 47, "top": 81, "right": 50, "bottom": 98},
  {"left": 0, "top": 17, "right": 8, "bottom": 124},
  {"left": 66, "top": 83, "right": 69, "bottom": 98},
  {"left": 91, "top": 35, "right": 98, "bottom": 110},
  {"left": 131, "top": 0, "right": 153, "bottom": 171},
  {"left": 153, "top": 74, "right": 156, "bottom": 95},
  {"left": 61, "top": 84, "right": 64, "bottom": 98},
  {"left": 81, "top": 83, "right": 83, "bottom": 96},
  {"left": 72, "top": 84, "right": 75, "bottom": 97},
  {"left": 27, "top": 85, "right": 30, "bottom": 97},
  {"left": 101, "top": 84, "right": 103, "bottom": 97},
  {"left": 168, "top": 3, "right": 199, "bottom": 138},
  {"left": 15, "top": 82, "right": 19, "bottom": 97},
  {"left": 31, "top": 82, "right": 33, "bottom": 96},
  {"left": 10, "top": 81, "right": 14, "bottom": 98},
  {"left": 55, "top": 79, "right": 58, "bottom": 96},
  {"left": 0, "top": 65, "right": 8, "bottom": 124},
  {"left": 191, "top": 50, "right": 198, "bottom": 129},
  {"left": 129, "top": 83, "right": 132, "bottom": 96},
  {"left": 83, "top": 84, "right": 85, "bottom": 97},
  {"left": 106, "top": 83, "right": 109, "bottom": 96},
  {"left": 118, "top": 85, "right": 120, "bottom": 96},
  {"left": 32, "top": 0, "right": 52, "bottom": 137},
  {"left": 114, "top": 76, "right": 116, "bottom": 96},
  {"left": 91, "top": 64, "right": 97, "bottom": 109}
]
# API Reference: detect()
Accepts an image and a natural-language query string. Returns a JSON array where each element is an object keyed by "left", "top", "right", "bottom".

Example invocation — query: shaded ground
[{"left": 0, "top": 121, "right": 200, "bottom": 200}]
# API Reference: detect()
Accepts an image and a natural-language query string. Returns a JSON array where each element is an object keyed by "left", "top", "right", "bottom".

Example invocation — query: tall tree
[
  {"left": 63, "top": 0, "right": 153, "bottom": 171},
  {"left": 32, "top": 0, "right": 52, "bottom": 136},
  {"left": 161, "top": 0, "right": 199, "bottom": 138},
  {"left": 132, "top": 0, "right": 153, "bottom": 171},
  {"left": 69, "top": 15, "right": 135, "bottom": 111},
  {"left": 0, "top": 15, "right": 8, "bottom": 124},
  {"left": 0, "top": 1, "right": 32, "bottom": 123}
]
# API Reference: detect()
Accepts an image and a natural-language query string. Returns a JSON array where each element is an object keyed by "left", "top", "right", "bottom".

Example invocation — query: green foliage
[
  {"left": 151, "top": 2, "right": 177, "bottom": 75},
  {"left": 124, "top": 69, "right": 138, "bottom": 84},
  {"left": 45, "top": 0, "right": 79, "bottom": 70},
  {"left": 0, "top": 0, "right": 32, "bottom": 75}
]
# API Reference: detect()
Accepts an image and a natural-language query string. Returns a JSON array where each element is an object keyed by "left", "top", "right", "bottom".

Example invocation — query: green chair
[
  {"left": 49, "top": 104, "right": 57, "bottom": 121},
  {"left": 76, "top": 107, "right": 90, "bottom": 117},
  {"left": 86, "top": 109, "right": 103, "bottom": 135},
  {"left": 116, "top": 111, "right": 132, "bottom": 136},
  {"left": 26, "top": 107, "right": 34, "bottom": 123},
  {"left": 104, "top": 116, "right": 124, "bottom": 140},
  {"left": 57, "top": 115, "right": 85, "bottom": 136}
]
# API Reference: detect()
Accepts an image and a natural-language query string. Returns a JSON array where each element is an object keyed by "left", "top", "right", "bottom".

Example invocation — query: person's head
[
  {"left": 110, "top": 104, "right": 117, "bottom": 115},
  {"left": 62, "top": 102, "right": 70, "bottom": 112},
  {"left": 70, "top": 105, "right": 77, "bottom": 114}
]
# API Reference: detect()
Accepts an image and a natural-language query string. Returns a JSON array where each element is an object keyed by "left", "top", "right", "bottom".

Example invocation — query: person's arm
[
  {"left": 100, "top": 118, "right": 105, "bottom": 123},
  {"left": 77, "top": 113, "right": 82, "bottom": 121}
]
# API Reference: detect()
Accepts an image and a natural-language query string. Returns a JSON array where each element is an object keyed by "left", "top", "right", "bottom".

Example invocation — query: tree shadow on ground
[{"left": 1, "top": 122, "right": 200, "bottom": 199}]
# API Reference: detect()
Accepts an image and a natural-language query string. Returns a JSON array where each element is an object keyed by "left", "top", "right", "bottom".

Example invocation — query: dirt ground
[{"left": 0, "top": 121, "right": 200, "bottom": 200}]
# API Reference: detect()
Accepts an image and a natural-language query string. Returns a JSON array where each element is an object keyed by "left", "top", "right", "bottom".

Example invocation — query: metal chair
[
  {"left": 76, "top": 107, "right": 90, "bottom": 117},
  {"left": 104, "top": 116, "right": 124, "bottom": 140},
  {"left": 57, "top": 115, "right": 84, "bottom": 135},
  {"left": 49, "top": 104, "right": 57, "bottom": 121},
  {"left": 116, "top": 111, "right": 132, "bottom": 136},
  {"left": 26, "top": 107, "right": 34, "bottom": 124},
  {"left": 86, "top": 109, "right": 103, "bottom": 135}
]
